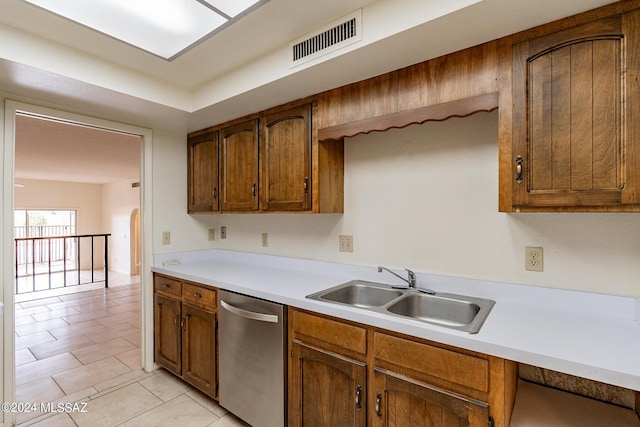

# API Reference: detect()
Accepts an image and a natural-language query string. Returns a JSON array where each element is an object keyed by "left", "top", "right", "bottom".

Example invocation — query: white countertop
[{"left": 151, "top": 249, "right": 640, "bottom": 392}]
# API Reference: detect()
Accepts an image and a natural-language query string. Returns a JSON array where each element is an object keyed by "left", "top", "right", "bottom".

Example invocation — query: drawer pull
[
  {"left": 164, "top": 284, "right": 171, "bottom": 288},
  {"left": 193, "top": 292, "right": 203, "bottom": 298}
]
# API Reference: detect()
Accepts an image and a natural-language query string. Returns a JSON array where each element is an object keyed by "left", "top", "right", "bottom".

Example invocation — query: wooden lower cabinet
[
  {"left": 154, "top": 294, "right": 182, "bottom": 375},
  {"left": 182, "top": 303, "right": 217, "bottom": 396},
  {"left": 290, "top": 341, "right": 367, "bottom": 427},
  {"left": 289, "top": 308, "right": 516, "bottom": 427},
  {"left": 153, "top": 274, "right": 218, "bottom": 399},
  {"left": 371, "top": 368, "right": 488, "bottom": 427}
]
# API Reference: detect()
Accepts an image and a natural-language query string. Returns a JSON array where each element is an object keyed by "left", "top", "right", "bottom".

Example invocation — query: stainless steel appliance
[{"left": 218, "top": 290, "right": 285, "bottom": 427}]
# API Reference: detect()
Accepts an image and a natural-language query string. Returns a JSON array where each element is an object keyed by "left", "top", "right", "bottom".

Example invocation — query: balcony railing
[{"left": 15, "top": 233, "right": 111, "bottom": 294}]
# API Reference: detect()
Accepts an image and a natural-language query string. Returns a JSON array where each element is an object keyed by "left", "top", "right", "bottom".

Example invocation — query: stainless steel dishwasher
[{"left": 218, "top": 290, "right": 285, "bottom": 427}]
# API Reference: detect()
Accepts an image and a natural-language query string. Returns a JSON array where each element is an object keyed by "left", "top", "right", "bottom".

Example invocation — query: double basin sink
[{"left": 306, "top": 280, "right": 494, "bottom": 334}]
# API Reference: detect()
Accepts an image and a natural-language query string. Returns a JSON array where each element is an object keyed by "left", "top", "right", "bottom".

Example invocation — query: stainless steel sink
[
  {"left": 306, "top": 280, "right": 494, "bottom": 334},
  {"left": 307, "top": 280, "right": 405, "bottom": 308},
  {"left": 385, "top": 292, "right": 494, "bottom": 334}
]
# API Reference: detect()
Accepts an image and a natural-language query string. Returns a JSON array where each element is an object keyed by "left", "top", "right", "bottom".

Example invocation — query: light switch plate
[{"left": 162, "top": 231, "right": 171, "bottom": 245}]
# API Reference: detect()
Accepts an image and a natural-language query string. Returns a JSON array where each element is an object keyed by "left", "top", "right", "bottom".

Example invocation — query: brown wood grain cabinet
[
  {"left": 371, "top": 368, "right": 488, "bottom": 427},
  {"left": 153, "top": 293, "right": 182, "bottom": 375},
  {"left": 288, "top": 308, "right": 516, "bottom": 427},
  {"left": 500, "top": 3, "right": 640, "bottom": 211},
  {"left": 289, "top": 309, "right": 368, "bottom": 427},
  {"left": 153, "top": 274, "right": 218, "bottom": 398},
  {"left": 260, "top": 104, "right": 312, "bottom": 211},
  {"left": 220, "top": 119, "right": 259, "bottom": 212},
  {"left": 188, "top": 98, "right": 344, "bottom": 213},
  {"left": 290, "top": 341, "right": 367, "bottom": 427},
  {"left": 187, "top": 131, "right": 219, "bottom": 213}
]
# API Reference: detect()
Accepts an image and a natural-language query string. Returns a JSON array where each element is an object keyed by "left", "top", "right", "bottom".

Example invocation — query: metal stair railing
[{"left": 14, "top": 233, "right": 111, "bottom": 294}]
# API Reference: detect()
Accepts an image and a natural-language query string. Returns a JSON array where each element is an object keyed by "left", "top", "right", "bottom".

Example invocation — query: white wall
[
  {"left": 13, "top": 178, "right": 145, "bottom": 275},
  {"left": 14, "top": 178, "right": 103, "bottom": 231},
  {"left": 14, "top": 179, "right": 104, "bottom": 269},
  {"left": 102, "top": 180, "right": 140, "bottom": 275},
  {"left": 165, "top": 111, "right": 640, "bottom": 298}
]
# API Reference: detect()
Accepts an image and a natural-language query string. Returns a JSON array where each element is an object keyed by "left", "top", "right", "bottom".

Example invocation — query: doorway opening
[{"left": 3, "top": 100, "right": 154, "bottom": 425}]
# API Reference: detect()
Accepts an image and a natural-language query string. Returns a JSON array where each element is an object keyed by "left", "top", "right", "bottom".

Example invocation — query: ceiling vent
[{"left": 290, "top": 9, "right": 362, "bottom": 67}]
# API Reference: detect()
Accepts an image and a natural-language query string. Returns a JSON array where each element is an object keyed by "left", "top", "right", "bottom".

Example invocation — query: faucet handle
[{"left": 405, "top": 269, "right": 416, "bottom": 287}]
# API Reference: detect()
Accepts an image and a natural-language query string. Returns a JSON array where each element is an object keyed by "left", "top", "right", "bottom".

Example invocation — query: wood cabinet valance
[{"left": 316, "top": 40, "right": 503, "bottom": 141}]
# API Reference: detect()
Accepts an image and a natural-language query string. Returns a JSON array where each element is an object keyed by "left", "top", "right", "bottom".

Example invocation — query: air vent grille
[
  {"left": 293, "top": 18, "right": 357, "bottom": 61},
  {"left": 290, "top": 10, "right": 362, "bottom": 67}
]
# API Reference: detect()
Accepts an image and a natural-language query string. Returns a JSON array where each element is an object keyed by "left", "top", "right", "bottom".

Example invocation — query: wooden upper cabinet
[
  {"left": 188, "top": 132, "right": 219, "bottom": 213},
  {"left": 188, "top": 97, "right": 344, "bottom": 214},
  {"left": 506, "top": 10, "right": 640, "bottom": 211},
  {"left": 260, "top": 104, "right": 311, "bottom": 211},
  {"left": 220, "top": 119, "right": 259, "bottom": 212}
]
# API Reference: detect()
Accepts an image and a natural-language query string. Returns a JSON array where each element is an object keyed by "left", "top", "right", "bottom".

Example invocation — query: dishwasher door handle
[{"left": 220, "top": 299, "right": 279, "bottom": 323}]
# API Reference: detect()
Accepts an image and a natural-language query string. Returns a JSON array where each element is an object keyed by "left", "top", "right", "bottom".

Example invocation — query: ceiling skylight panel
[
  {"left": 200, "top": 0, "right": 262, "bottom": 18},
  {"left": 21, "top": 0, "right": 267, "bottom": 60}
]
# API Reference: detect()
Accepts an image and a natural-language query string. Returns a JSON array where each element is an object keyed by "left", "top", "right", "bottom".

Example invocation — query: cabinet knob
[{"left": 515, "top": 155, "right": 524, "bottom": 184}]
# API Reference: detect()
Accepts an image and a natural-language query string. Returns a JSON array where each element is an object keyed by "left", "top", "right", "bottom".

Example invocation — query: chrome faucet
[
  {"left": 377, "top": 266, "right": 436, "bottom": 294},
  {"left": 377, "top": 266, "right": 416, "bottom": 288}
]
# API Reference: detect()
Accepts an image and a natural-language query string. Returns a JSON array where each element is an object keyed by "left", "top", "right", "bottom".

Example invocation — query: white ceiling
[
  {"left": 14, "top": 114, "right": 141, "bottom": 184},
  {"left": 0, "top": 0, "right": 619, "bottom": 184}
]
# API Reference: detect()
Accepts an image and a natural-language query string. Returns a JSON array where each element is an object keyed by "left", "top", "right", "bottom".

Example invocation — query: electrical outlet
[
  {"left": 221, "top": 226, "right": 227, "bottom": 239},
  {"left": 162, "top": 231, "right": 171, "bottom": 245},
  {"left": 208, "top": 228, "right": 215, "bottom": 241},
  {"left": 339, "top": 235, "right": 353, "bottom": 252},
  {"left": 525, "top": 246, "right": 543, "bottom": 272},
  {"left": 262, "top": 233, "right": 269, "bottom": 247}
]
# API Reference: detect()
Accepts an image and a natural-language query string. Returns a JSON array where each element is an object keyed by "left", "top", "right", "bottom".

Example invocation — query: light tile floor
[{"left": 14, "top": 273, "right": 249, "bottom": 427}]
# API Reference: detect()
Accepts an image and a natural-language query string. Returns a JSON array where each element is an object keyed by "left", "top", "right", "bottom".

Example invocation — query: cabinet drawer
[
  {"left": 183, "top": 282, "right": 216, "bottom": 311},
  {"left": 374, "top": 332, "right": 489, "bottom": 393},
  {"left": 291, "top": 309, "right": 367, "bottom": 357},
  {"left": 154, "top": 275, "right": 182, "bottom": 298}
]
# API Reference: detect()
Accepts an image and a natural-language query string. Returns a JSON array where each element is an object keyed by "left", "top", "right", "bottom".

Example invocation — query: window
[{"left": 14, "top": 209, "right": 76, "bottom": 238}]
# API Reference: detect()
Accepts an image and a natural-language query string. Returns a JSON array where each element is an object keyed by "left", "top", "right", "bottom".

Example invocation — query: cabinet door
[
  {"left": 154, "top": 294, "right": 182, "bottom": 375},
  {"left": 188, "top": 131, "right": 219, "bottom": 213},
  {"left": 511, "top": 14, "right": 640, "bottom": 209},
  {"left": 220, "top": 119, "right": 259, "bottom": 211},
  {"left": 182, "top": 303, "right": 217, "bottom": 398},
  {"left": 371, "top": 368, "right": 488, "bottom": 427},
  {"left": 289, "top": 341, "right": 366, "bottom": 427},
  {"left": 261, "top": 104, "right": 312, "bottom": 211}
]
